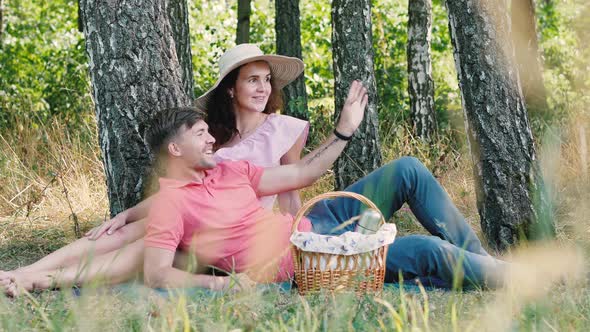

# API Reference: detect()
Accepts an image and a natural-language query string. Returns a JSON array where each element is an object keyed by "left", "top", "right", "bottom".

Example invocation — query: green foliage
[
  {"left": 372, "top": 0, "right": 410, "bottom": 126},
  {"left": 1, "top": 0, "right": 586, "bottom": 163},
  {"left": 372, "top": 0, "right": 460, "bottom": 141},
  {"left": 300, "top": 0, "right": 333, "bottom": 100},
  {"left": 531, "top": 0, "right": 590, "bottom": 134},
  {"left": 249, "top": 0, "right": 276, "bottom": 53},
  {"left": 189, "top": 2, "right": 236, "bottom": 97},
  {"left": 0, "top": 0, "right": 92, "bottom": 133},
  {"left": 430, "top": 1, "right": 461, "bottom": 129}
]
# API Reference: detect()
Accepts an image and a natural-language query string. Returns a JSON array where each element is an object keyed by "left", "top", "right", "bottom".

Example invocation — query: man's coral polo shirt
[{"left": 144, "top": 160, "right": 312, "bottom": 282}]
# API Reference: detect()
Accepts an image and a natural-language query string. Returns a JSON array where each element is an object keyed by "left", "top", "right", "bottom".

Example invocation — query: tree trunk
[
  {"left": 77, "top": 0, "right": 83, "bottom": 32},
  {"left": 511, "top": 0, "right": 548, "bottom": 117},
  {"left": 332, "top": 0, "right": 382, "bottom": 190},
  {"left": 275, "top": 0, "right": 308, "bottom": 120},
  {"left": 445, "top": 0, "right": 554, "bottom": 250},
  {"left": 0, "top": 0, "right": 4, "bottom": 43},
  {"left": 168, "top": 0, "right": 195, "bottom": 99},
  {"left": 407, "top": 0, "right": 436, "bottom": 139},
  {"left": 236, "top": 0, "right": 251, "bottom": 44},
  {"left": 80, "top": 0, "right": 191, "bottom": 216}
]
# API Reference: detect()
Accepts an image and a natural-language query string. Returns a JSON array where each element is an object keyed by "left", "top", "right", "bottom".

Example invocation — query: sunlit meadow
[{"left": 1, "top": 0, "right": 589, "bottom": 330}]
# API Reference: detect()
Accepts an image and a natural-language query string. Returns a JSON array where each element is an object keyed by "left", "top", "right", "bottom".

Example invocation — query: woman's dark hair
[{"left": 206, "top": 62, "right": 283, "bottom": 148}]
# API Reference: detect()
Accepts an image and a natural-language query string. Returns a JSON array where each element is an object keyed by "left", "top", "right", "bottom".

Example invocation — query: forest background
[{"left": 0, "top": 0, "right": 589, "bottom": 330}]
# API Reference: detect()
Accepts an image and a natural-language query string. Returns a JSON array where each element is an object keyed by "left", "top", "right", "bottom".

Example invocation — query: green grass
[{"left": 0, "top": 273, "right": 588, "bottom": 330}]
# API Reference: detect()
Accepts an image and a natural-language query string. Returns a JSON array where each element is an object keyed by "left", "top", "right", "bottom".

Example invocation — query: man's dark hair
[{"left": 144, "top": 106, "right": 207, "bottom": 156}]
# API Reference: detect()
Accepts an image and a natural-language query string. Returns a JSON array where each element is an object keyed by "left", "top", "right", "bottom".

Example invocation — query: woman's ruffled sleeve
[{"left": 272, "top": 114, "right": 309, "bottom": 159}]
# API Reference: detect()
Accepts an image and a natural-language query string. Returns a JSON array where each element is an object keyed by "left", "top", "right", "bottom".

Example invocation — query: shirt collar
[
  {"left": 158, "top": 168, "right": 217, "bottom": 189},
  {"left": 158, "top": 177, "right": 197, "bottom": 189}
]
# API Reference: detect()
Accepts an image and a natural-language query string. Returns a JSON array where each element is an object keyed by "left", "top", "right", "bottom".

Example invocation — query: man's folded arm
[{"left": 143, "top": 246, "right": 228, "bottom": 290}]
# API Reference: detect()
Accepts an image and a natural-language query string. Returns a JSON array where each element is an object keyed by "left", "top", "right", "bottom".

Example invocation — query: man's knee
[
  {"left": 391, "top": 156, "right": 425, "bottom": 173},
  {"left": 377, "top": 156, "right": 429, "bottom": 186},
  {"left": 408, "top": 236, "right": 457, "bottom": 269},
  {"left": 379, "top": 156, "right": 424, "bottom": 176},
  {"left": 387, "top": 235, "right": 450, "bottom": 277}
]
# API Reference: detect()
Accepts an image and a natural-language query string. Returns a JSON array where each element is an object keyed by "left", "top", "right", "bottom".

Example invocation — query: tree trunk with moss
[
  {"left": 276, "top": 0, "right": 308, "bottom": 120},
  {"left": 236, "top": 0, "right": 251, "bottom": 44},
  {"left": 511, "top": 0, "right": 548, "bottom": 117},
  {"left": 408, "top": 0, "right": 436, "bottom": 139},
  {"left": 81, "top": 0, "right": 191, "bottom": 216},
  {"left": 445, "top": 0, "right": 554, "bottom": 250},
  {"left": 332, "top": 0, "right": 382, "bottom": 189}
]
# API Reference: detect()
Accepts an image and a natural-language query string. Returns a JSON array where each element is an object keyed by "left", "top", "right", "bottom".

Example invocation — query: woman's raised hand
[{"left": 336, "top": 80, "right": 369, "bottom": 137}]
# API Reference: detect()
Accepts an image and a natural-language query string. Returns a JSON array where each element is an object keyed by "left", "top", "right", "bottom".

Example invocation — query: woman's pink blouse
[{"left": 213, "top": 114, "right": 309, "bottom": 209}]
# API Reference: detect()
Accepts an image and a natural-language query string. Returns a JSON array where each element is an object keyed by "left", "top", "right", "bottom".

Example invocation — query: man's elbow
[{"left": 143, "top": 266, "right": 166, "bottom": 288}]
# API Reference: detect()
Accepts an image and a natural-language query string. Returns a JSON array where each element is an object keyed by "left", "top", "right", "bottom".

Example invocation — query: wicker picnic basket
[{"left": 291, "top": 191, "right": 388, "bottom": 295}]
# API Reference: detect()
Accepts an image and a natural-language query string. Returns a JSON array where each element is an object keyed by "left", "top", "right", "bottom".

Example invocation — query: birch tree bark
[
  {"left": 77, "top": 0, "right": 83, "bottom": 32},
  {"left": 446, "top": 0, "right": 554, "bottom": 250},
  {"left": 332, "top": 0, "right": 382, "bottom": 189},
  {"left": 0, "top": 0, "right": 4, "bottom": 43},
  {"left": 276, "top": 0, "right": 308, "bottom": 120},
  {"left": 168, "top": 0, "right": 194, "bottom": 99},
  {"left": 408, "top": 0, "right": 436, "bottom": 139},
  {"left": 236, "top": 0, "right": 251, "bottom": 44},
  {"left": 511, "top": 0, "right": 548, "bottom": 117},
  {"left": 80, "top": 0, "right": 191, "bottom": 215}
]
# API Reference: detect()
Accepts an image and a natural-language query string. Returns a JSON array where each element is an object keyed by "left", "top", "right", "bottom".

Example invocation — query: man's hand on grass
[{"left": 223, "top": 273, "right": 257, "bottom": 292}]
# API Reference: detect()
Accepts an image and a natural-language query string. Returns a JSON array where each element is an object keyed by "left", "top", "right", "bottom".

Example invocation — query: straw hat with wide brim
[{"left": 195, "top": 43, "right": 304, "bottom": 110}]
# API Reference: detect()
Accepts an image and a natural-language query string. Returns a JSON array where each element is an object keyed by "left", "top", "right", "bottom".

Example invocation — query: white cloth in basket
[
  {"left": 290, "top": 223, "right": 397, "bottom": 255},
  {"left": 290, "top": 224, "right": 396, "bottom": 270}
]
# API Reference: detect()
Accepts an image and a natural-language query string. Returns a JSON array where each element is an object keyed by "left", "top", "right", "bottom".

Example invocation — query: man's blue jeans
[{"left": 306, "top": 157, "right": 506, "bottom": 289}]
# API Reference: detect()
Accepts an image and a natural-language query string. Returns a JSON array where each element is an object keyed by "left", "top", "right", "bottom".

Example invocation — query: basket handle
[{"left": 291, "top": 191, "right": 385, "bottom": 233}]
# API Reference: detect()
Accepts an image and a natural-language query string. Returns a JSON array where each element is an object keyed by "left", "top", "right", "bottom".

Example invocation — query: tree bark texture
[
  {"left": 81, "top": 0, "right": 191, "bottom": 216},
  {"left": 446, "top": 0, "right": 554, "bottom": 250},
  {"left": 168, "top": 0, "right": 195, "bottom": 99},
  {"left": 236, "top": 0, "right": 251, "bottom": 44},
  {"left": 407, "top": 0, "right": 436, "bottom": 139},
  {"left": 511, "top": 0, "right": 548, "bottom": 117},
  {"left": 332, "top": 0, "right": 382, "bottom": 190},
  {"left": 276, "top": 0, "right": 309, "bottom": 120},
  {"left": 77, "top": 0, "right": 84, "bottom": 32},
  {"left": 0, "top": 0, "right": 4, "bottom": 43}
]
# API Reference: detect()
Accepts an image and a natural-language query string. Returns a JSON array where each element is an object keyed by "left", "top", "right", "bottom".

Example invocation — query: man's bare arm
[{"left": 143, "top": 247, "right": 255, "bottom": 290}]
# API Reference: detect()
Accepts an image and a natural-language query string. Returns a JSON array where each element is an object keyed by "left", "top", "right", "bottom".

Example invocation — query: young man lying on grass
[{"left": 1, "top": 81, "right": 507, "bottom": 295}]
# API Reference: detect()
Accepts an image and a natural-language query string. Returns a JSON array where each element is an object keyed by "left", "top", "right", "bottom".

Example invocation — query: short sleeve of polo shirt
[
  {"left": 144, "top": 192, "right": 184, "bottom": 252},
  {"left": 229, "top": 160, "right": 265, "bottom": 193}
]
